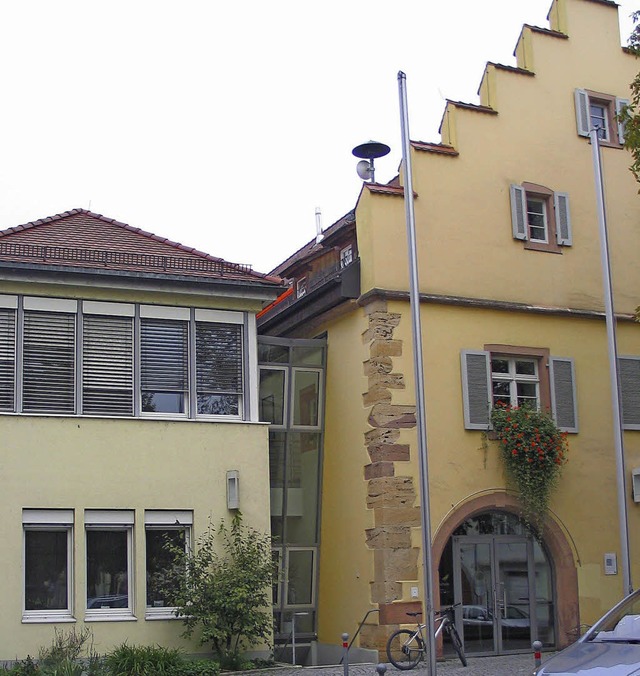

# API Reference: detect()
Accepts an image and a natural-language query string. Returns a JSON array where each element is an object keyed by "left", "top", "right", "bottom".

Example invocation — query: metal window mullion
[
  {"left": 134, "top": 305, "right": 141, "bottom": 417},
  {"left": 16, "top": 297, "right": 23, "bottom": 412},
  {"left": 77, "top": 302, "right": 84, "bottom": 415},
  {"left": 189, "top": 310, "right": 197, "bottom": 419},
  {"left": 242, "top": 313, "right": 249, "bottom": 420}
]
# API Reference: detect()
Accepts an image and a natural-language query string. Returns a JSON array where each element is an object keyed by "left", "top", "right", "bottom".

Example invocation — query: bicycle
[{"left": 386, "top": 604, "right": 467, "bottom": 669}]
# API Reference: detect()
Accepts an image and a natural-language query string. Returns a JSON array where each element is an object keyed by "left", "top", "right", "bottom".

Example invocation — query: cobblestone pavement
[{"left": 245, "top": 653, "right": 549, "bottom": 676}]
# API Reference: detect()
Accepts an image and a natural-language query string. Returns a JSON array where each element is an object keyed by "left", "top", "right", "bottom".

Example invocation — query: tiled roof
[
  {"left": 0, "top": 208, "right": 281, "bottom": 285},
  {"left": 411, "top": 141, "right": 459, "bottom": 157},
  {"left": 269, "top": 210, "right": 356, "bottom": 277}
]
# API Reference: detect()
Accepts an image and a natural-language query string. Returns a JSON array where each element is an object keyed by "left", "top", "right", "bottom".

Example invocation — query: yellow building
[
  {"left": 259, "top": 0, "right": 640, "bottom": 661},
  {"left": 0, "top": 208, "right": 282, "bottom": 662}
]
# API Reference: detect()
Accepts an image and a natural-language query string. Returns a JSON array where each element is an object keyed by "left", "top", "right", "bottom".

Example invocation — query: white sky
[{"left": 0, "top": 1, "right": 636, "bottom": 274}]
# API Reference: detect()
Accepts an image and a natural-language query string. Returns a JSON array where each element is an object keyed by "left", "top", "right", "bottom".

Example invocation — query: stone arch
[{"left": 431, "top": 491, "right": 579, "bottom": 649}]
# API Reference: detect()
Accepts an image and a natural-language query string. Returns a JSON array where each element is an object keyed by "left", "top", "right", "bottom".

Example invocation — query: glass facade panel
[
  {"left": 287, "top": 549, "right": 314, "bottom": 605},
  {"left": 259, "top": 337, "right": 325, "bottom": 641},
  {"left": 292, "top": 346, "right": 324, "bottom": 367},
  {"left": 292, "top": 370, "right": 320, "bottom": 426},
  {"left": 285, "top": 433, "right": 320, "bottom": 545},
  {"left": 258, "top": 343, "right": 289, "bottom": 364},
  {"left": 260, "top": 369, "right": 286, "bottom": 425}
]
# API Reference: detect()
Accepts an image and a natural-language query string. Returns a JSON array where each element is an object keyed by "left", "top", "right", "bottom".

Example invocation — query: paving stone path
[{"left": 241, "top": 653, "right": 547, "bottom": 676}]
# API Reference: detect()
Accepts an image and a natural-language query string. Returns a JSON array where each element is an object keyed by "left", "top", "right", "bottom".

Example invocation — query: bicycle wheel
[
  {"left": 446, "top": 622, "right": 467, "bottom": 667},
  {"left": 386, "top": 629, "right": 424, "bottom": 670}
]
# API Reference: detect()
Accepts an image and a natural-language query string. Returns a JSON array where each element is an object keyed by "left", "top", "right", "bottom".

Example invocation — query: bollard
[
  {"left": 532, "top": 640, "right": 543, "bottom": 669},
  {"left": 342, "top": 632, "right": 349, "bottom": 676},
  {"left": 376, "top": 664, "right": 387, "bottom": 676}
]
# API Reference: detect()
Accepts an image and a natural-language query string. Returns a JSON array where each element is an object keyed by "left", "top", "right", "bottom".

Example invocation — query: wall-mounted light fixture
[{"left": 226, "top": 470, "right": 240, "bottom": 510}]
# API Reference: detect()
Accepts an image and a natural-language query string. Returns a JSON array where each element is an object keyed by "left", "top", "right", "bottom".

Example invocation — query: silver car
[{"left": 534, "top": 589, "right": 640, "bottom": 675}]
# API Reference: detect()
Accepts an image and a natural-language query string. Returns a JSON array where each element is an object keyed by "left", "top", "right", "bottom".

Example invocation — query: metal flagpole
[
  {"left": 589, "top": 126, "right": 633, "bottom": 595},
  {"left": 398, "top": 70, "right": 437, "bottom": 674}
]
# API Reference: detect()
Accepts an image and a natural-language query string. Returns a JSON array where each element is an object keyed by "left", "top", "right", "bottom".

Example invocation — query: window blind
[
  {"left": 0, "top": 309, "right": 16, "bottom": 411},
  {"left": 196, "top": 322, "right": 243, "bottom": 415},
  {"left": 23, "top": 311, "right": 75, "bottom": 413},
  {"left": 141, "top": 319, "right": 188, "bottom": 390},
  {"left": 82, "top": 315, "right": 134, "bottom": 415}
]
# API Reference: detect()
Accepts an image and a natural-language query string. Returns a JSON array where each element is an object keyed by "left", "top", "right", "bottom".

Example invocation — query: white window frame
[
  {"left": 144, "top": 510, "right": 192, "bottom": 619},
  {"left": 84, "top": 510, "right": 135, "bottom": 621},
  {"left": 296, "top": 278, "right": 307, "bottom": 299},
  {"left": 22, "top": 509, "right": 74, "bottom": 623},
  {"left": 259, "top": 365, "right": 289, "bottom": 428},
  {"left": 491, "top": 356, "right": 540, "bottom": 409},
  {"left": 339, "top": 245, "right": 353, "bottom": 269},
  {"left": 525, "top": 197, "right": 548, "bottom": 243}
]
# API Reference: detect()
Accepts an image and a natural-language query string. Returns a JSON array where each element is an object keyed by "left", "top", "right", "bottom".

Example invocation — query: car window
[{"left": 591, "top": 591, "right": 640, "bottom": 641}]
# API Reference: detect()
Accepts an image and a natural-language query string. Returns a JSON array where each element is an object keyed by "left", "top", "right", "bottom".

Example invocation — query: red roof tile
[{"left": 0, "top": 208, "right": 282, "bottom": 285}]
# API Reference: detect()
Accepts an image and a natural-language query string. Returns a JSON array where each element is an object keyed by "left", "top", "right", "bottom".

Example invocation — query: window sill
[
  {"left": 84, "top": 613, "right": 137, "bottom": 622},
  {"left": 22, "top": 615, "right": 76, "bottom": 624},
  {"left": 524, "top": 241, "right": 562, "bottom": 254},
  {"left": 145, "top": 611, "right": 181, "bottom": 621}
]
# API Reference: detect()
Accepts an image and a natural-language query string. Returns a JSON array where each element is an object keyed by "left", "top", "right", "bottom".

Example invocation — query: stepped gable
[{"left": 0, "top": 208, "right": 281, "bottom": 284}]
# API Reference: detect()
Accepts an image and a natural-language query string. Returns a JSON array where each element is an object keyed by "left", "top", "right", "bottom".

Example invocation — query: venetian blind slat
[{"left": 0, "top": 309, "right": 16, "bottom": 411}]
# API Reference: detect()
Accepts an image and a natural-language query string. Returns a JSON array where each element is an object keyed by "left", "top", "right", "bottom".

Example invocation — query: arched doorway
[{"left": 433, "top": 493, "right": 579, "bottom": 655}]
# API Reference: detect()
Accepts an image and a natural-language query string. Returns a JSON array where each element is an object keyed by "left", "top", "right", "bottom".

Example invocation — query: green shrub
[
  {"left": 175, "top": 659, "right": 220, "bottom": 676},
  {"left": 103, "top": 643, "right": 185, "bottom": 675}
]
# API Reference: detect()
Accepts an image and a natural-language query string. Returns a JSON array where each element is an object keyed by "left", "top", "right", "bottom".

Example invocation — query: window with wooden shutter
[
  {"left": 554, "top": 193, "right": 572, "bottom": 246},
  {"left": 140, "top": 318, "right": 188, "bottom": 414},
  {"left": 510, "top": 182, "right": 571, "bottom": 251},
  {"left": 549, "top": 357, "right": 578, "bottom": 433},
  {"left": 461, "top": 350, "right": 491, "bottom": 430},
  {"left": 575, "top": 88, "right": 627, "bottom": 147},
  {"left": 196, "top": 322, "right": 243, "bottom": 416},
  {"left": 0, "top": 309, "right": 16, "bottom": 411},
  {"left": 23, "top": 311, "right": 76, "bottom": 414},
  {"left": 510, "top": 184, "right": 528, "bottom": 240},
  {"left": 619, "top": 357, "right": 640, "bottom": 430},
  {"left": 82, "top": 315, "right": 134, "bottom": 416}
]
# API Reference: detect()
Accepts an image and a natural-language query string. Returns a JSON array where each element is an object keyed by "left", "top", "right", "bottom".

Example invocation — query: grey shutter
[
  {"left": 23, "top": 311, "right": 76, "bottom": 413},
  {"left": 461, "top": 350, "right": 491, "bottom": 430},
  {"left": 575, "top": 89, "right": 590, "bottom": 137},
  {"left": 510, "top": 184, "right": 528, "bottom": 240},
  {"left": 554, "top": 192, "right": 572, "bottom": 246},
  {"left": 196, "top": 322, "right": 243, "bottom": 415},
  {"left": 0, "top": 309, "right": 16, "bottom": 411},
  {"left": 140, "top": 318, "right": 188, "bottom": 396},
  {"left": 82, "top": 315, "right": 134, "bottom": 416},
  {"left": 619, "top": 356, "right": 640, "bottom": 430},
  {"left": 616, "top": 97, "right": 630, "bottom": 144},
  {"left": 549, "top": 357, "right": 578, "bottom": 433}
]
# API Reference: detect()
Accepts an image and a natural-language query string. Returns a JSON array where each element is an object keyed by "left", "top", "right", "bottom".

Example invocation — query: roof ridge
[
  {"left": 0, "top": 208, "right": 234, "bottom": 265},
  {"left": 0, "top": 208, "right": 285, "bottom": 284}
]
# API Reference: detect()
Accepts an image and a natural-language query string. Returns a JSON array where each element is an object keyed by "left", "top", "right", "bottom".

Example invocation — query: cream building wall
[
  {"left": 0, "top": 274, "right": 273, "bottom": 661},
  {"left": 0, "top": 416, "right": 270, "bottom": 660}
]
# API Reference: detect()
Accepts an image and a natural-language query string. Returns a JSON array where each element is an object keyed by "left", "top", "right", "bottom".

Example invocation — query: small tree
[{"left": 158, "top": 513, "right": 276, "bottom": 670}]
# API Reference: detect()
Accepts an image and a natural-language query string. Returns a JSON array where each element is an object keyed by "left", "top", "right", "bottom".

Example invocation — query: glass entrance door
[{"left": 453, "top": 536, "right": 537, "bottom": 655}]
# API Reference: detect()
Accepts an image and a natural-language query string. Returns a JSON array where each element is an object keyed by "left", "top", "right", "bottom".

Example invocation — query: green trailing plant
[
  {"left": 155, "top": 513, "right": 276, "bottom": 670},
  {"left": 491, "top": 404, "right": 568, "bottom": 532}
]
